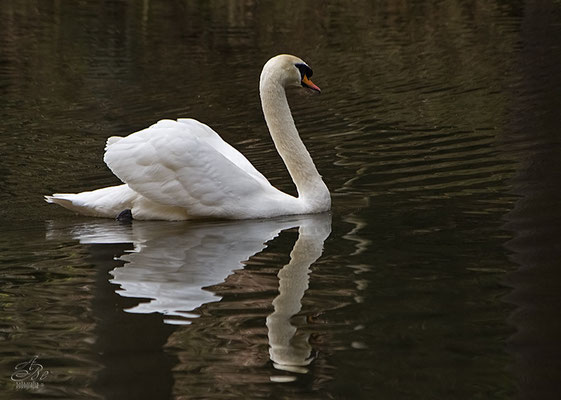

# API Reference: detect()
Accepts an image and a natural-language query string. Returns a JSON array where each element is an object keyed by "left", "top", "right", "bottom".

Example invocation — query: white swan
[{"left": 45, "top": 54, "right": 330, "bottom": 220}]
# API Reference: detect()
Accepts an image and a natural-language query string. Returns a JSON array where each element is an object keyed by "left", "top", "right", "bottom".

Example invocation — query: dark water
[{"left": 1, "top": 1, "right": 560, "bottom": 399}]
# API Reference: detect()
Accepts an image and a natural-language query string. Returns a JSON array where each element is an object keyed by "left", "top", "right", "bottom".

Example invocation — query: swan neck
[{"left": 260, "top": 79, "right": 328, "bottom": 204}]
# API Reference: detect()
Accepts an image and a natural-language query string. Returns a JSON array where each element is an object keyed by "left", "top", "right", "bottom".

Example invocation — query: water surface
[{"left": 1, "top": 1, "right": 560, "bottom": 399}]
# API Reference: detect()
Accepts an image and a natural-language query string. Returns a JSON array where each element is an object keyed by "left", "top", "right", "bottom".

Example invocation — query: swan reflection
[
  {"left": 47, "top": 213, "right": 331, "bottom": 374},
  {"left": 267, "top": 215, "right": 331, "bottom": 374},
  {"left": 108, "top": 218, "right": 310, "bottom": 324}
]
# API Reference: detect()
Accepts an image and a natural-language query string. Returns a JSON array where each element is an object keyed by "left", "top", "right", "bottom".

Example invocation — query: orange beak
[{"left": 302, "top": 75, "right": 321, "bottom": 93}]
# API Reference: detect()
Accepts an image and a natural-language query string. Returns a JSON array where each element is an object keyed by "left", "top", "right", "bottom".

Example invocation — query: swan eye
[{"left": 295, "top": 63, "right": 313, "bottom": 80}]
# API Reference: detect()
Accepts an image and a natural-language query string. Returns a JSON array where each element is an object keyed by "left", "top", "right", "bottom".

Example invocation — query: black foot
[{"left": 116, "top": 209, "right": 133, "bottom": 222}]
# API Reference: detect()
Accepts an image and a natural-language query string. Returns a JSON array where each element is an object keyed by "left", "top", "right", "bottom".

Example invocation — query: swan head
[{"left": 260, "top": 54, "right": 321, "bottom": 93}]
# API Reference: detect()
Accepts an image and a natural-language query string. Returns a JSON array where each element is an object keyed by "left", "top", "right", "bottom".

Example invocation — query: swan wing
[
  {"left": 104, "top": 119, "right": 276, "bottom": 217},
  {"left": 176, "top": 119, "right": 270, "bottom": 184}
]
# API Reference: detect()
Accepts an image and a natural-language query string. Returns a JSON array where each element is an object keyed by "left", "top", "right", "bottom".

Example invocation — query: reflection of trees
[{"left": 1, "top": 0, "right": 523, "bottom": 121}]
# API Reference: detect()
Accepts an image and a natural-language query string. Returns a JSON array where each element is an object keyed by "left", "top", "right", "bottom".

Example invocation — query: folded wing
[{"left": 104, "top": 119, "right": 275, "bottom": 218}]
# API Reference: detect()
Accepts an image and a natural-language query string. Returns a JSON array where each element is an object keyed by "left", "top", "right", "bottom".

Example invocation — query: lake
[{"left": 1, "top": 1, "right": 560, "bottom": 399}]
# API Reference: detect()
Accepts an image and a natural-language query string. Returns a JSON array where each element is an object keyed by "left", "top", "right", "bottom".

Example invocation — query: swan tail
[
  {"left": 44, "top": 184, "right": 136, "bottom": 218},
  {"left": 105, "top": 136, "right": 124, "bottom": 150},
  {"left": 44, "top": 194, "right": 98, "bottom": 216},
  {"left": 45, "top": 194, "right": 73, "bottom": 207}
]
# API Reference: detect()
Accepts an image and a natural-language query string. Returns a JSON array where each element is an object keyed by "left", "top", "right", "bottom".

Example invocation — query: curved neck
[{"left": 259, "top": 78, "right": 329, "bottom": 205}]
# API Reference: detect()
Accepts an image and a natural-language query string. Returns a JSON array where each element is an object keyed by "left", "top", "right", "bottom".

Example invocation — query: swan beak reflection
[{"left": 302, "top": 75, "right": 321, "bottom": 93}]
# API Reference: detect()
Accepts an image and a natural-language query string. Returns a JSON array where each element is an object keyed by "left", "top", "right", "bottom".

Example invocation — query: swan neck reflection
[{"left": 267, "top": 218, "right": 331, "bottom": 374}]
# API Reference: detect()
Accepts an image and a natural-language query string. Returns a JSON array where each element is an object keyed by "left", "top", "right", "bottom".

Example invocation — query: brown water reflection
[{"left": 503, "top": 2, "right": 561, "bottom": 400}]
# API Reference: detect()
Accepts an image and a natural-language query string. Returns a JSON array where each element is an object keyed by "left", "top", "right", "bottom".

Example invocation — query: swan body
[{"left": 45, "top": 54, "right": 330, "bottom": 220}]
